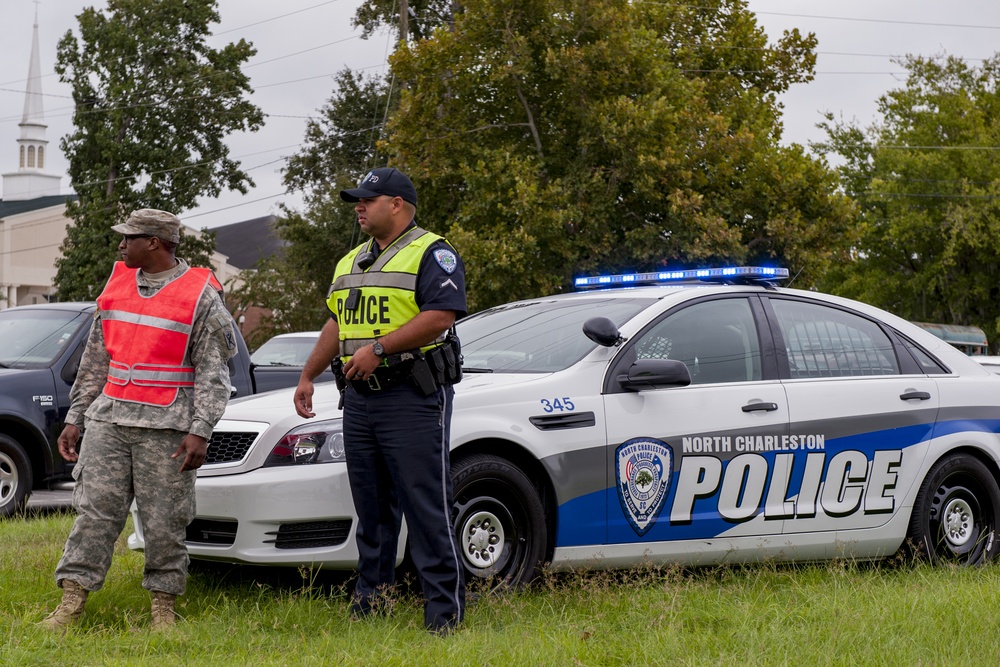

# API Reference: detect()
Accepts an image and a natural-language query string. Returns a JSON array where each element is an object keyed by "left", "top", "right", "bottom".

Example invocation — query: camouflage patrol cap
[{"left": 111, "top": 209, "right": 182, "bottom": 244}]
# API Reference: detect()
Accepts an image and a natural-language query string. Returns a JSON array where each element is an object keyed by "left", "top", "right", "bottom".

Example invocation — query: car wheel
[
  {"left": 908, "top": 453, "right": 1000, "bottom": 565},
  {"left": 451, "top": 454, "right": 547, "bottom": 587},
  {"left": 0, "top": 434, "right": 32, "bottom": 518}
]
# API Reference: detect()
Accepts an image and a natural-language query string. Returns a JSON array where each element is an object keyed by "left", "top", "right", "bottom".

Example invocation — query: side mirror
[
  {"left": 617, "top": 359, "right": 691, "bottom": 391},
  {"left": 60, "top": 342, "right": 86, "bottom": 383},
  {"left": 583, "top": 317, "right": 623, "bottom": 347}
]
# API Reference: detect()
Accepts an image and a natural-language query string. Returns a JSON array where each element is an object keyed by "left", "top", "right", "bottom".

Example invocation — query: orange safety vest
[{"left": 96, "top": 262, "right": 222, "bottom": 407}]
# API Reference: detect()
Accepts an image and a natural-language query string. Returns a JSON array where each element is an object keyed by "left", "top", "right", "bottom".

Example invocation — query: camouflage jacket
[{"left": 64, "top": 259, "right": 238, "bottom": 439}]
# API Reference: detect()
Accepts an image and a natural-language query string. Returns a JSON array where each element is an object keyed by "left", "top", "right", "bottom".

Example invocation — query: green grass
[{"left": 6, "top": 511, "right": 1000, "bottom": 665}]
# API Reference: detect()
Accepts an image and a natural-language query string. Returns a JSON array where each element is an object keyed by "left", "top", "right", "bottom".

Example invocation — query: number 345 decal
[{"left": 540, "top": 397, "right": 575, "bottom": 412}]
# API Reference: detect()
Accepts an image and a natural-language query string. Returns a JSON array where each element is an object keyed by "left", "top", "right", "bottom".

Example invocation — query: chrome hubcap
[
  {"left": 943, "top": 497, "right": 973, "bottom": 547},
  {"left": 461, "top": 510, "right": 505, "bottom": 570},
  {"left": 0, "top": 452, "right": 17, "bottom": 505}
]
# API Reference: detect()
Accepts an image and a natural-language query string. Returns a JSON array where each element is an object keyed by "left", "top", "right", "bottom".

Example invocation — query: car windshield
[
  {"left": 0, "top": 309, "right": 87, "bottom": 369},
  {"left": 251, "top": 336, "right": 317, "bottom": 366},
  {"left": 457, "top": 296, "right": 655, "bottom": 372}
]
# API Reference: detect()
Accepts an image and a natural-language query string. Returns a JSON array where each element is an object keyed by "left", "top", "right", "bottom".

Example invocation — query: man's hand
[
  {"left": 294, "top": 378, "right": 316, "bottom": 418},
  {"left": 173, "top": 434, "right": 208, "bottom": 472},
  {"left": 57, "top": 425, "right": 81, "bottom": 462},
  {"left": 343, "top": 345, "right": 381, "bottom": 382}
]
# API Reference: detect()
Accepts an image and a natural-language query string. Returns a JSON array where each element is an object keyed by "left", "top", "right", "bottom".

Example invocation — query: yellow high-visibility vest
[{"left": 326, "top": 226, "right": 450, "bottom": 359}]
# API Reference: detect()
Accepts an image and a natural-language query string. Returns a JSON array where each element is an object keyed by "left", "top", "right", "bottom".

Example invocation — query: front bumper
[{"left": 128, "top": 461, "right": 364, "bottom": 569}]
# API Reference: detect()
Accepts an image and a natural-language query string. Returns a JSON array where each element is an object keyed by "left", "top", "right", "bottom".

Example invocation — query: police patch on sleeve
[
  {"left": 616, "top": 438, "right": 673, "bottom": 536},
  {"left": 433, "top": 248, "right": 458, "bottom": 274}
]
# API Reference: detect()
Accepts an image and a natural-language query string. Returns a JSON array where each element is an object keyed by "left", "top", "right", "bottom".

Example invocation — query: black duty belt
[{"left": 348, "top": 359, "right": 415, "bottom": 394}]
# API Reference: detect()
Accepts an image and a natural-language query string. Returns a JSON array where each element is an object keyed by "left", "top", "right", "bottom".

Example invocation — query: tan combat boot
[
  {"left": 39, "top": 579, "right": 88, "bottom": 631},
  {"left": 150, "top": 591, "right": 177, "bottom": 630}
]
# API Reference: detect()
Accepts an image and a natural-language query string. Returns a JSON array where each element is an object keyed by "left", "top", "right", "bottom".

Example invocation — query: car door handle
[
  {"left": 742, "top": 402, "right": 779, "bottom": 413},
  {"left": 900, "top": 391, "right": 931, "bottom": 401}
]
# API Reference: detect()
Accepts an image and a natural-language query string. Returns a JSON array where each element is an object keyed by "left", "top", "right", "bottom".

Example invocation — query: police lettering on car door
[{"left": 615, "top": 434, "right": 903, "bottom": 536}]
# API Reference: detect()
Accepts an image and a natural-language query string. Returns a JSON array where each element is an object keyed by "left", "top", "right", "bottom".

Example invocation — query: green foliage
[
  {"left": 386, "top": 0, "right": 856, "bottom": 310},
  {"left": 817, "top": 55, "right": 1000, "bottom": 348},
  {"left": 231, "top": 70, "right": 394, "bottom": 344},
  {"left": 228, "top": 206, "right": 355, "bottom": 350},
  {"left": 53, "top": 0, "right": 264, "bottom": 301},
  {"left": 283, "top": 70, "right": 394, "bottom": 202},
  {"left": 9, "top": 514, "right": 1000, "bottom": 664},
  {"left": 352, "top": 0, "right": 456, "bottom": 41}
]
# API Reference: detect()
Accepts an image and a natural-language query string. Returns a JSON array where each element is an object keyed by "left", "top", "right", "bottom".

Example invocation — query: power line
[
  {"left": 643, "top": 2, "right": 1000, "bottom": 31},
  {"left": 854, "top": 191, "right": 1000, "bottom": 200},
  {"left": 213, "top": 0, "right": 346, "bottom": 36},
  {"left": 184, "top": 191, "right": 288, "bottom": 218}
]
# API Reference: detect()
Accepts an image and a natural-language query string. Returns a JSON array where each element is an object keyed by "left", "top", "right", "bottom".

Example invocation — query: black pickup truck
[{"left": 0, "top": 302, "right": 308, "bottom": 517}]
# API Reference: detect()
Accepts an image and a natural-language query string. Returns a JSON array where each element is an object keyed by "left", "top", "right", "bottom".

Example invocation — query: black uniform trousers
[{"left": 342, "top": 381, "right": 465, "bottom": 630}]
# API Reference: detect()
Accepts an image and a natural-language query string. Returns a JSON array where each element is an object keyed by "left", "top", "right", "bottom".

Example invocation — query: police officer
[
  {"left": 294, "top": 167, "right": 467, "bottom": 634},
  {"left": 40, "top": 209, "right": 237, "bottom": 632}
]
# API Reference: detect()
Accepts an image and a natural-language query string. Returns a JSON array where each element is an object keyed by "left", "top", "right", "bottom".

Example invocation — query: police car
[{"left": 129, "top": 267, "right": 1000, "bottom": 584}]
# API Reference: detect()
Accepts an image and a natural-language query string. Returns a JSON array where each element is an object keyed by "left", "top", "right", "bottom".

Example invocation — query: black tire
[
  {"left": 0, "top": 434, "right": 33, "bottom": 518},
  {"left": 451, "top": 454, "right": 547, "bottom": 588},
  {"left": 908, "top": 453, "right": 1000, "bottom": 565}
]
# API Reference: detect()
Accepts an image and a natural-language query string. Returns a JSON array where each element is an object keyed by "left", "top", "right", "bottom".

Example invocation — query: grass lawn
[{"left": 5, "top": 509, "right": 1000, "bottom": 665}]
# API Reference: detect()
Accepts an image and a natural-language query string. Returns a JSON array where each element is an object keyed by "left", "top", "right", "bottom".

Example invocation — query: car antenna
[{"left": 785, "top": 266, "right": 804, "bottom": 289}]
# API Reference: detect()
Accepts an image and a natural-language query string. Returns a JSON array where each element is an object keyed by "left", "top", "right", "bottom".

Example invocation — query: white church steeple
[{"left": 2, "top": 6, "right": 63, "bottom": 201}]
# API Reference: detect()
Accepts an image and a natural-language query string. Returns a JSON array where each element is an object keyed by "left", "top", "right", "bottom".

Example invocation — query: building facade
[{"left": 0, "top": 12, "right": 253, "bottom": 310}]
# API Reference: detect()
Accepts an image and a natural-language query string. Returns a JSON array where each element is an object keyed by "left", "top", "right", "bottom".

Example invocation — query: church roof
[
  {"left": 210, "top": 214, "right": 287, "bottom": 270},
  {"left": 0, "top": 195, "right": 75, "bottom": 218}
]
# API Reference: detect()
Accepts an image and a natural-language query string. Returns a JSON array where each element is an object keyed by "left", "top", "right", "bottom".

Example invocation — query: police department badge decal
[
  {"left": 434, "top": 249, "right": 458, "bottom": 274},
  {"left": 615, "top": 438, "right": 673, "bottom": 536}
]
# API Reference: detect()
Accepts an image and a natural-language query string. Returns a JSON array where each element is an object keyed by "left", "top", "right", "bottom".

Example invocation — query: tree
[
  {"left": 816, "top": 55, "right": 1000, "bottom": 347},
  {"left": 229, "top": 70, "right": 394, "bottom": 347},
  {"left": 54, "top": 0, "right": 264, "bottom": 300},
  {"left": 384, "top": 0, "right": 857, "bottom": 310},
  {"left": 352, "top": 0, "right": 457, "bottom": 41}
]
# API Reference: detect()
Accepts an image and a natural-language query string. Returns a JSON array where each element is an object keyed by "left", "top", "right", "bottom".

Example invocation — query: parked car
[
  {"left": 972, "top": 356, "right": 1000, "bottom": 375},
  {"left": 249, "top": 331, "right": 334, "bottom": 393},
  {"left": 0, "top": 303, "right": 312, "bottom": 517},
  {"left": 129, "top": 267, "right": 1000, "bottom": 585}
]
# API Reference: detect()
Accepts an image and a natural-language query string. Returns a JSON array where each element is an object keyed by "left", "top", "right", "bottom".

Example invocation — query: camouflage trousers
[{"left": 54, "top": 420, "right": 196, "bottom": 596}]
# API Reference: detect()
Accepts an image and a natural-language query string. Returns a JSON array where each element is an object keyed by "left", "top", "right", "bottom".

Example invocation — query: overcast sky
[{"left": 2, "top": 0, "right": 1000, "bottom": 231}]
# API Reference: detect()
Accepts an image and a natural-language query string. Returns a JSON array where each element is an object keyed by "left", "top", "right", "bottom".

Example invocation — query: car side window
[
  {"left": 770, "top": 299, "right": 899, "bottom": 378},
  {"left": 635, "top": 298, "right": 762, "bottom": 385}
]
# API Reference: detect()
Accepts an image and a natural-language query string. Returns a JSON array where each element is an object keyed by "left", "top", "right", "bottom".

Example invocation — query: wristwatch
[{"left": 372, "top": 340, "right": 386, "bottom": 358}]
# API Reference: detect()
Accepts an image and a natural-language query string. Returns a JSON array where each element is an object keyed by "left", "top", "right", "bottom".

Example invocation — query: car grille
[
  {"left": 186, "top": 518, "right": 238, "bottom": 546},
  {"left": 206, "top": 431, "right": 257, "bottom": 464},
  {"left": 264, "top": 520, "right": 353, "bottom": 549}
]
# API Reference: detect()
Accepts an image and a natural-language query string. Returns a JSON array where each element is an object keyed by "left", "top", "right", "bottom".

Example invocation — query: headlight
[{"left": 263, "top": 419, "right": 345, "bottom": 466}]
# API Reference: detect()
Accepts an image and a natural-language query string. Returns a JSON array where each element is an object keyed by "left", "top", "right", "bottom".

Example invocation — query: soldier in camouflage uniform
[{"left": 40, "top": 209, "right": 236, "bottom": 632}]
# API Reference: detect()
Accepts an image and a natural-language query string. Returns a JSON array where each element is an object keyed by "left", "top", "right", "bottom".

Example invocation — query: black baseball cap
[{"left": 340, "top": 167, "right": 417, "bottom": 207}]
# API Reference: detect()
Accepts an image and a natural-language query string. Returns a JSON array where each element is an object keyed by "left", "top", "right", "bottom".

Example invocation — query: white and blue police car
[{"left": 129, "top": 267, "right": 1000, "bottom": 584}]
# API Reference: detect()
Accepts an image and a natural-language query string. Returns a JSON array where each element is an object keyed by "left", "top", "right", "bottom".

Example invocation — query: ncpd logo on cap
[{"left": 340, "top": 167, "right": 418, "bottom": 207}]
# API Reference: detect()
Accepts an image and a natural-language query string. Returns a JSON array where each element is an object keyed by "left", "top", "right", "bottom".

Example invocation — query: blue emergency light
[{"left": 573, "top": 266, "right": 789, "bottom": 289}]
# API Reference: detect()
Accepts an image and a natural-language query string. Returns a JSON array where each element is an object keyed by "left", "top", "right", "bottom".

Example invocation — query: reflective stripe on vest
[
  {"left": 327, "top": 227, "right": 448, "bottom": 359},
  {"left": 101, "top": 309, "right": 195, "bottom": 335},
  {"left": 97, "top": 262, "right": 217, "bottom": 407},
  {"left": 106, "top": 361, "right": 196, "bottom": 387}
]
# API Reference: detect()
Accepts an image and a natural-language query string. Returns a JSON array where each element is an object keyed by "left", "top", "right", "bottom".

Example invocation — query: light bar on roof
[{"left": 573, "top": 266, "right": 789, "bottom": 289}]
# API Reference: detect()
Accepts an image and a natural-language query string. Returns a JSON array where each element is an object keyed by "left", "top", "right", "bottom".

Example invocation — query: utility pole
[{"left": 400, "top": 0, "right": 409, "bottom": 45}]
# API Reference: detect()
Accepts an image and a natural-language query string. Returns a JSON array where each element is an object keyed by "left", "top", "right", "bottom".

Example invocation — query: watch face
[{"left": 373, "top": 342, "right": 385, "bottom": 357}]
